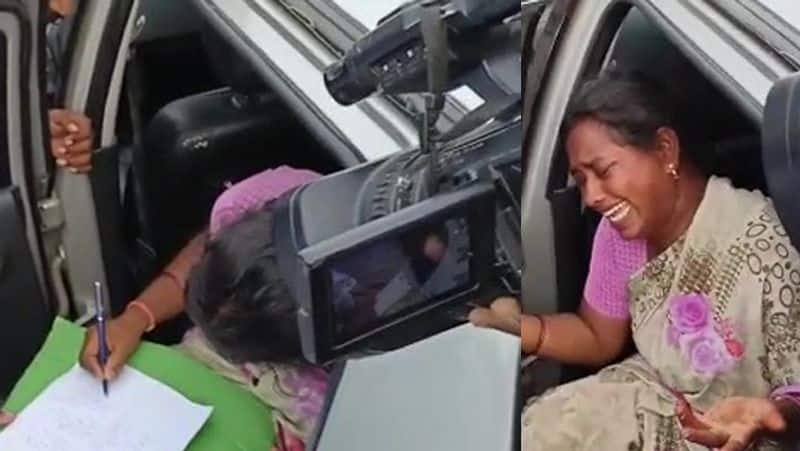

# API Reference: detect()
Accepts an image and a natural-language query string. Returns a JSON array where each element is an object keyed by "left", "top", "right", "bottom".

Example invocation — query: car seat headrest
[{"left": 762, "top": 73, "right": 800, "bottom": 250}]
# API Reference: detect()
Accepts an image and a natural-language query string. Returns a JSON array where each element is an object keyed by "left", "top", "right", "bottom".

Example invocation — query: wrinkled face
[{"left": 566, "top": 118, "right": 677, "bottom": 241}]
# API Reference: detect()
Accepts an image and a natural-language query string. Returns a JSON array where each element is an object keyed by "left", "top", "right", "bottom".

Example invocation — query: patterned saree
[{"left": 522, "top": 177, "right": 800, "bottom": 451}]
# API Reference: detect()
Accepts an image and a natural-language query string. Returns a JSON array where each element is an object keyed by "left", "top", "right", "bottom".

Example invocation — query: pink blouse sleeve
[
  {"left": 583, "top": 218, "right": 647, "bottom": 319},
  {"left": 769, "top": 385, "right": 800, "bottom": 409},
  {"left": 209, "top": 165, "right": 321, "bottom": 236}
]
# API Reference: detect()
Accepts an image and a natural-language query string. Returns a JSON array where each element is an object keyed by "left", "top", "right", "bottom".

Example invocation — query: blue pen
[{"left": 93, "top": 281, "right": 109, "bottom": 396}]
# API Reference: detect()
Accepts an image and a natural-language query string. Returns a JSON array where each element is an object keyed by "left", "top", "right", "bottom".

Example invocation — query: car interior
[
  {"left": 104, "top": 0, "right": 524, "bottom": 346},
  {"left": 2, "top": 0, "right": 524, "bottom": 408},
  {"left": 528, "top": 4, "right": 765, "bottom": 395},
  {"left": 22, "top": 0, "right": 524, "bottom": 385},
  {"left": 96, "top": 3, "right": 346, "bottom": 343}
]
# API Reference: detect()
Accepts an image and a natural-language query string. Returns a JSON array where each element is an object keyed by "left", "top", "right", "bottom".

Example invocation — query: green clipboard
[{"left": 2, "top": 318, "right": 275, "bottom": 450}]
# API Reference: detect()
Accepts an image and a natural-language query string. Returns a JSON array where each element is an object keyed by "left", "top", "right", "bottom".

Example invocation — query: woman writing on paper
[{"left": 77, "top": 163, "right": 451, "bottom": 450}]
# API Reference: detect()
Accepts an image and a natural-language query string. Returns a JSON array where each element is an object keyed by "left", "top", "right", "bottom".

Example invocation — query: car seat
[
  {"left": 762, "top": 74, "right": 800, "bottom": 252},
  {"left": 132, "top": 25, "right": 335, "bottom": 264},
  {"left": 127, "top": 29, "right": 324, "bottom": 343}
]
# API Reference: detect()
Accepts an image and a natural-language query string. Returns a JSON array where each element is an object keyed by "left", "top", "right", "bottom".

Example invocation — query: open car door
[{"left": 0, "top": 0, "right": 55, "bottom": 397}]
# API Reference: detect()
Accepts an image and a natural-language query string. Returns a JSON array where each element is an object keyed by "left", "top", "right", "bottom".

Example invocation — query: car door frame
[
  {"left": 0, "top": 0, "right": 55, "bottom": 396},
  {"left": 48, "top": 0, "right": 140, "bottom": 322},
  {"left": 5, "top": 0, "right": 51, "bottom": 297}
]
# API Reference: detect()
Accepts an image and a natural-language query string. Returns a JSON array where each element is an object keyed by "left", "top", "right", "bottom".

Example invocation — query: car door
[
  {"left": 518, "top": 0, "right": 571, "bottom": 398},
  {"left": 0, "top": 0, "right": 54, "bottom": 397}
]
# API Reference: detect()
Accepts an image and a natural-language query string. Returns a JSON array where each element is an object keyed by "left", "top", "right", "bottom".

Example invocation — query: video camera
[
  {"left": 273, "top": 0, "right": 522, "bottom": 364},
  {"left": 324, "top": 0, "right": 520, "bottom": 106}
]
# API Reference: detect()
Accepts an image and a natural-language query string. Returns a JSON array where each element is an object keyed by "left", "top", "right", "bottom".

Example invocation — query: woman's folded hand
[{"left": 468, "top": 296, "right": 522, "bottom": 335}]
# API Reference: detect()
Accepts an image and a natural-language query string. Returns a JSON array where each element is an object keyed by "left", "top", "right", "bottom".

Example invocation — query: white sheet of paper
[
  {"left": 0, "top": 364, "right": 212, "bottom": 451},
  {"left": 316, "top": 324, "right": 520, "bottom": 451}
]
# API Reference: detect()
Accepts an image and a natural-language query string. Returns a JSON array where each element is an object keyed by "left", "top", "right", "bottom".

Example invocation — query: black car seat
[
  {"left": 128, "top": 28, "right": 339, "bottom": 343},
  {"left": 762, "top": 74, "right": 800, "bottom": 252},
  {"left": 710, "top": 135, "right": 767, "bottom": 194},
  {"left": 139, "top": 88, "right": 295, "bottom": 261},
  {"left": 135, "top": 29, "right": 305, "bottom": 270}
]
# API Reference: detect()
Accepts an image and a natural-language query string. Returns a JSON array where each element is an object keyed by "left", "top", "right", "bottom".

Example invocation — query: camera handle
[{"left": 419, "top": 1, "right": 448, "bottom": 195}]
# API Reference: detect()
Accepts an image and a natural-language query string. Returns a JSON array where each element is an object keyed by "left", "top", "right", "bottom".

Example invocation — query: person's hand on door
[{"left": 49, "top": 109, "right": 94, "bottom": 174}]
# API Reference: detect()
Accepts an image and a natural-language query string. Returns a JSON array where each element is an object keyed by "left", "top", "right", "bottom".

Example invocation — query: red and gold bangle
[
  {"left": 533, "top": 314, "right": 548, "bottom": 354},
  {"left": 522, "top": 314, "right": 547, "bottom": 354},
  {"left": 126, "top": 300, "right": 156, "bottom": 332},
  {"left": 537, "top": 314, "right": 549, "bottom": 353}
]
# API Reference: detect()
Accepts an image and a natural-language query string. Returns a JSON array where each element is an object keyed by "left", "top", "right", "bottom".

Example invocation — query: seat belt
[{"left": 522, "top": 0, "right": 572, "bottom": 152}]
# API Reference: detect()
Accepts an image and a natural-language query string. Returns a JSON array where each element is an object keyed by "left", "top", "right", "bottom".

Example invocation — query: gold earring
[{"left": 668, "top": 163, "right": 679, "bottom": 180}]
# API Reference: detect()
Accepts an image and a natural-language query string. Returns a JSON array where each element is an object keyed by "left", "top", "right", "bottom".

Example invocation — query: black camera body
[
  {"left": 324, "top": 0, "right": 520, "bottom": 105},
  {"left": 273, "top": 119, "right": 520, "bottom": 364},
  {"left": 275, "top": 0, "right": 522, "bottom": 364}
]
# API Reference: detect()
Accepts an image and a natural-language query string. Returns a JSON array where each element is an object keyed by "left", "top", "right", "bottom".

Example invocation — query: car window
[
  {"left": 754, "top": 0, "right": 800, "bottom": 27},
  {"left": 329, "top": 0, "right": 409, "bottom": 30}
]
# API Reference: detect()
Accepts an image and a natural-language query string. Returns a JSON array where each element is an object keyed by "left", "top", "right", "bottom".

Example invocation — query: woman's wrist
[
  {"left": 521, "top": 314, "right": 544, "bottom": 355},
  {"left": 118, "top": 304, "right": 152, "bottom": 335}
]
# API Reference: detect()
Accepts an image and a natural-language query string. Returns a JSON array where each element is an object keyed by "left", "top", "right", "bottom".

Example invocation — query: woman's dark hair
[
  {"left": 185, "top": 207, "right": 302, "bottom": 365},
  {"left": 562, "top": 70, "right": 699, "bottom": 154}
]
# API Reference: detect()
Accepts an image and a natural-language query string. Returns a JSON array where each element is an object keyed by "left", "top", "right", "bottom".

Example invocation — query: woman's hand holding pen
[{"left": 79, "top": 310, "right": 148, "bottom": 381}]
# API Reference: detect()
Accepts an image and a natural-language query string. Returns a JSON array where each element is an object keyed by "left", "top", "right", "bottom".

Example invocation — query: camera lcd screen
[{"left": 325, "top": 216, "right": 473, "bottom": 343}]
